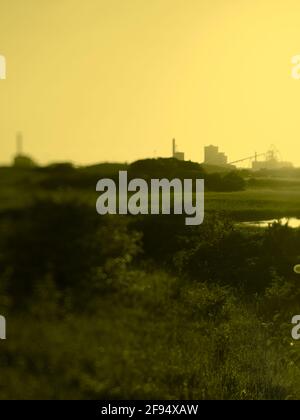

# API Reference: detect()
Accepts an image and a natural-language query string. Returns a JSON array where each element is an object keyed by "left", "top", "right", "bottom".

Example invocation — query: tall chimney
[
  {"left": 172, "top": 139, "right": 176, "bottom": 157},
  {"left": 16, "top": 132, "right": 23, "bottom": 155}
]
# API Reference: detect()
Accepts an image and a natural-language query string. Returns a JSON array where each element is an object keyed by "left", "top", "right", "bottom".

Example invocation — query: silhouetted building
[
  {"left": 204, "top": 145, "right": 228, "bottom": 166},
  {"left": 13, "top": 155, "right": 36, "bottom": 168},
  {"left": 252, "top": 159, "right": 293, "bottom": 170},
  {"left": 252, "top": 148, "right": 293, "bottom": 170},
  {"left": 172, "top": 139, "right": 185, "bottom": 161},
  {"left": 13, "top": 132, "right": 36, "bottom": 168}
]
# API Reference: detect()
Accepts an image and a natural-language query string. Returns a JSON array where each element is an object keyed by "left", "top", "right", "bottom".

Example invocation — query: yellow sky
[{"left": 1, "top": 0, "right": 300, "bottom": 166}]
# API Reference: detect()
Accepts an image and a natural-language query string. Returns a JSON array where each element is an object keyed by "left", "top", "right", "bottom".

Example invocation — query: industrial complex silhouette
[
  {"left": 172, "top": 139, "right": 293, "bottom": 170},
  {"left": 10, "top": 132, "right": 293, "bottom": 171}
]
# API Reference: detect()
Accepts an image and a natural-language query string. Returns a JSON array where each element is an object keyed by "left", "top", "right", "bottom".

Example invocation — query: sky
[{"left": 1, "top": 0, "right": 300, "bottom": 166}]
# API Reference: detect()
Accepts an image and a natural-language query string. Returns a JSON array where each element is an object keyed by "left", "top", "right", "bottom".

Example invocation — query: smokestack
[
  {"left": 172, "top": 139, "right": 176, "bottom": 157},
  {"left": 16, "top": 132, "right": 23, "bottom": 156}
]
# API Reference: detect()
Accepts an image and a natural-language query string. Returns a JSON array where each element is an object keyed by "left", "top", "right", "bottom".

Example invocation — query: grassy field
[
  {"left": 6, "top": 187, "right": 300, "bottom": 221},
  {"left": 2, "top": 170, "right": 300, "bottom": 222},
  {"left": 1, "top": 167, "right": 300, "bottom": 399},
  {"left": 205, "top": 189, "right": 300, "bottom": 221}
]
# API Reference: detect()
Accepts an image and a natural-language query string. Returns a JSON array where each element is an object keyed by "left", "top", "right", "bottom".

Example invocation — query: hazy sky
[{"left": 1, "top": 0, "right": 300, "bottom": 166}]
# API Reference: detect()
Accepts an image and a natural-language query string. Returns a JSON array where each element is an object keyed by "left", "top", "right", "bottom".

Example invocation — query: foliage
[{"left": 0, "top": 169, "right": 299, "bottom": 399}]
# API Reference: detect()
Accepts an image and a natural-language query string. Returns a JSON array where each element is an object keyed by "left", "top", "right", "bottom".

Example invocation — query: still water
[{"left": 240, "top": 218, "right": 300, "bottom": 229}]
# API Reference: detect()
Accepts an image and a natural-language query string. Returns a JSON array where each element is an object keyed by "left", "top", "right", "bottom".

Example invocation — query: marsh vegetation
[{"left": 1, "top": 160, "right": 300, "bottom": 399}]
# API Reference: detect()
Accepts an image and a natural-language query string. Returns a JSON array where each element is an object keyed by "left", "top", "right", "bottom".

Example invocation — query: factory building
[
  {"left": 251, "top": 148, "right": 293, "bottom": 170},
  {"left": 204, "top": 145, "right": 228, "bottom": 166},
  {"left": 172, "top": 139, "right": 185, "bottom": 161},
  {"left": 252, "top": 159, "right": 293, "bottom": 171}
]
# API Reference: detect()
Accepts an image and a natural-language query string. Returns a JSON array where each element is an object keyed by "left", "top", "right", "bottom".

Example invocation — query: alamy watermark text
[
  {"left": 0, "top": 316, "right": 6, "bottom": 340},
  {"left": 96, "top": 171, "right": 205, "bottom": 226},
  {"left": 0, "top": 55, "right": 6, "bottom": 80}
]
